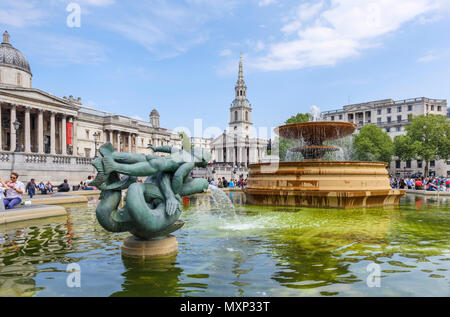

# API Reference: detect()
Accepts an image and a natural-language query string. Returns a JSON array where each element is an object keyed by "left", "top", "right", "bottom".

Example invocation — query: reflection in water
[
  {"left": 111, "top": 255, "right": 183, "bottom": 297},
  {"left": 0, "top": 194, "right": 448, "bottom": 296}
]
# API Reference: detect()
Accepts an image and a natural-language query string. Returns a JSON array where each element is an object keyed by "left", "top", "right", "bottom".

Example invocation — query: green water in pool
[{"left": 0, "top": 193, "right": 448, "bottom": 296}]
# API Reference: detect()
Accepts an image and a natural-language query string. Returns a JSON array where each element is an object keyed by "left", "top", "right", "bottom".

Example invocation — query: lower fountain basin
[{"left": 244, "top": 161, "right": 405, "bottom": 209}]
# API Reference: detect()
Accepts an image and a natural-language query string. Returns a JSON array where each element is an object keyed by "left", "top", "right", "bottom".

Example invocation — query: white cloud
[
  {"left": 417, "top": 49, "right": 450, "bottom": 63},
  {"left": 104, "top": 1, "right": 240, "bottom": 59},
  {"left": 26, "top": 34, "right": 107, "bottom": 66},
  {"left": 251, "top": 0, "right": 450, "bottom": 71},
  {"left": 0, "top": 0, "right": 47, "bottom": 27},
  {"left": 258, "top": 0, "right": 277, "bottom": 7},
  {"left": 78, "top": 0, "right": 115, "bottom": 6},
  {"left": 220, "top": 49, "right": 232, "bottom": 56}
]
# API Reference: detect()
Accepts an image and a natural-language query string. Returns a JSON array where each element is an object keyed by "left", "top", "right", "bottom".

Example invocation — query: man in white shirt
[{"left": 1, "top": 172, "right": 25, "bottom": 209}]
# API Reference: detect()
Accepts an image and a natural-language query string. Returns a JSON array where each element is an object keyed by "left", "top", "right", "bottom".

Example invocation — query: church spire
[
  {"left": 237, "top": 51, "right": 245, "bottom": 86},
  {"left": 235, "top": 52, "right": 247, "bottom": 99}
]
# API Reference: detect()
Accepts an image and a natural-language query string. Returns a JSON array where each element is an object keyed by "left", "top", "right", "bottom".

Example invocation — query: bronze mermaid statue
[{"left": 90, "top": 142, "right": 210, "bottom": 240}]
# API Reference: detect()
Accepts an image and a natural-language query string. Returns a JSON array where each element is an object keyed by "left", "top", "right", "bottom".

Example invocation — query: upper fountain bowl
[{"left": 274, "top": 121, "right": 357, "bottom": 144}]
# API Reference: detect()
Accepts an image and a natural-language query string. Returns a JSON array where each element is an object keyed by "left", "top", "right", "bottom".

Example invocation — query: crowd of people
[
  {"left": 208, "top": 177, "right": 247, "bottom": 189},
  {"left": 391, "top": 176, "right": 450, "bottom": 191},
  {"left": 0, "top": 172, "right": 99, "bottom": 210}
]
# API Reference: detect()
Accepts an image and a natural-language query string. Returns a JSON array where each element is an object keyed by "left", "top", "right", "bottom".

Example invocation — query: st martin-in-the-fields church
[{"left": 210, "top": 54, "right": 268, "bottom": 166}]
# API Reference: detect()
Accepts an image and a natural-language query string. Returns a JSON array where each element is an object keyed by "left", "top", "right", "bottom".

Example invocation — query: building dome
[
  {"left": 150, "top": 108, "right": 159, "bottom": 117},
  {"left": 0, "top": 31, "right": 31, "bottom": 75}
]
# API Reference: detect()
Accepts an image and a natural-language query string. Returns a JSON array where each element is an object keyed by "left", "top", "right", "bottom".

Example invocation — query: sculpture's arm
[
  {"left": 148, "top": 145, "right": 175, "bottom": 154},
  {"left": 172, "top": 162, "right": 195, "bottom": 194},
  {"left": 158, "top": 172, "right": 181, "bottom": 216}
]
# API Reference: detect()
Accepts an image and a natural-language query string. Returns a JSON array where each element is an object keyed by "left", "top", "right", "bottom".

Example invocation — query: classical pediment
[{"left": 0, "top": 86, "right": 79, "bottom": 111}]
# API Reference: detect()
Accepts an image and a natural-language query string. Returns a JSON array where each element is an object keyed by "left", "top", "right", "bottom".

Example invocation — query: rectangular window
[
  {"left": 377, "top": 109, "right": 382, "bottom": 115},
  {"left": 396, "top": 160, "right": 401, "bottom": 168},
  {"left": 387, "top": 117, "right": 391, "bottom": 123},
  {"left": 339, "top": 115, "right": 342, "bottom": 120},
  {"left": 377, "top": 118, "right": 381, "bottom": 123},
  {"left": 406, "top": 160, "right": 411, "bottom": 168},
  {"left": 396, "top": 127, "right": 401, "bottom": 132},
  {"left": 331, "top": 116, "right": 334, "bottom": 120},
  {"left": 397, "top": 115, "right": 402, "bottom": 122},
  {"left": 430, "top": 160, "right": 435, "bottom": 167},
  {"left": 417, "top": 160, "right": 423, "bottom": 168},
  {"left": 398, "top": 106, "right": 402, "bottom": 112},
  {"left": 386, "top": 127, "right": 390, "bottom": 132},
  {"left": 431, "top": 105, "right": 434, "bottom": 111},
  {"left": 408, "top": 105, "right": 412, "bottom": 111},
  {"left": 387, "top": 108, "right": 392, "bottom": 114},
  {"left": 438, "top": 106, "right": 441, "bottom": 111}
]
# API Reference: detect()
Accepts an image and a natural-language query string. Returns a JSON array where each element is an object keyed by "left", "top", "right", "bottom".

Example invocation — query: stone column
[
  {"left": 50, "top": 111, "right": 56, "bottom": 155},
  {"left": 61, "top": 114, "right": 67, "bottom": 155},
  {"left": 109, "top": 130, "right": 113, "bottom": 144},
  {"left": 238, "top": 147, "right": 243, "bottom": 165},
  {"left": 117, "top": 131, "right": 121, "bottom": 152},
  {"left": 10, "top": 105, "right": 16, "bottom": 152},
  {"left": 0, "top": 103, "right": 3, "bottom": 151},
  {"left": 128, "top": 133, "right": 132, "bottom": 152},
  {"left": 24, "top": 106, "right": 31, "bottom": 153},
  {"left": 72, "top": 117, "right": 78, "bottom": 156},
  {"left": 38, "top": 109, "right": 44, "bottom": 154}
]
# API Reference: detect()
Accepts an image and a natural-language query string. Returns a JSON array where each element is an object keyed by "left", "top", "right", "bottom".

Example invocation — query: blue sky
[{"left": 1, "top": 0, "right": 450, "bottom": 136}]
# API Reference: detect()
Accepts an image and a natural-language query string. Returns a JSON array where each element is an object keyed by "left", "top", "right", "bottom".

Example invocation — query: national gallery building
[{"left": 0, "top": 31, "right": 181, "bottom": 184}]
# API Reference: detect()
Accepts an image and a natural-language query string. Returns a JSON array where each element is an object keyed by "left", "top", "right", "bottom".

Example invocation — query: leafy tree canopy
[
  {"left": 353, "top": 124, "right": 394, "bottom": 163},
  {"left": 394, "top": 114, "right": 450, "bottom": 176}
]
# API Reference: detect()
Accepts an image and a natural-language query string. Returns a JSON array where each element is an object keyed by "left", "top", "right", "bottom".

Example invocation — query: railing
[
  {"left": 0, "top": 152, "right": 94, "bottom": 165},
  {"left": 0, "top": 152, "right": 10, "bottom": 162},
  {"left": 25, "top": 154, "right": 47, "bottom": 163}
]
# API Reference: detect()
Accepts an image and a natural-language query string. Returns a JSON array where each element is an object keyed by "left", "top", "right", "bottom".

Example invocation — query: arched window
[
  {"left": 240, "top": 90, "right": 243, "bottom": 96},
  {"left": 235, "top": 111, "right": 238, "bottom": 121}
]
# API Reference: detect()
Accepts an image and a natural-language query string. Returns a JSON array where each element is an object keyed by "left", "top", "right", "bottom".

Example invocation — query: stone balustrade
[{"left": 0, "top": 152, "right": 96, "bottom": 184}]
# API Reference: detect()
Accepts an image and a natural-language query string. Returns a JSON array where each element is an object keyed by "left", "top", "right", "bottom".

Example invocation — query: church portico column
[
  {"left": 50, "top": 111, "right": 56, "bottom": 155},
  {"left": 238, "top": 147, "right": 243, "bottom": 166},
  {"left": 61, "top": 114, "right": 67, "bottom": 155},
  {"left": 24, "top": 106, "right": 31, "bottom": 153},
  {"left": 10, "top": 104, "right": 17, "bottom": 152}
]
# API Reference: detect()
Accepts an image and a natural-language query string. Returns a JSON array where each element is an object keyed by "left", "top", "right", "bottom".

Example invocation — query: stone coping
[
  {"left": 405, "top": 189, "right": 450, "bottom": 196},
  {"left": 29, "top": 193, "right": 88, "bottom": 205},
  {"left": 0, "top": 204, "right": 67, "bottom": 224},
  {"left": 63, "top": 190, "right": 102, "bottom": 197}
]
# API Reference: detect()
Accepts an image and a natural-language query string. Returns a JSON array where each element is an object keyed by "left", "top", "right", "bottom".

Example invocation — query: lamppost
[
  {"left": 13, "top": 120, "right": 21, "bottom": 152},
  {"left": 93, "top": 132, "right": 100, "bottom": 158}
]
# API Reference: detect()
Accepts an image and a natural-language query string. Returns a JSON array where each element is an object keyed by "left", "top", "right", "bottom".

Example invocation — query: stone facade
[
  {"left": 322, "top": 97, "right": 449, "bottom": 177},
  {"left": 0, "top": 31, "right": 181, "bottom": 185}
]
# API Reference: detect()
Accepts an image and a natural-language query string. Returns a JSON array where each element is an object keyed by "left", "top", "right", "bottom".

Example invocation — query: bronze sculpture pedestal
[{"left": 122, "top": 235, "right": 178, "bottom": 258}]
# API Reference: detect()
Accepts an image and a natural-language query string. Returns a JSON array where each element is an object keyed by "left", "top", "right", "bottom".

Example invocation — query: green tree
[
  {"left": 273, "top": 113, "right": 312, "bottom": 161},
  {"left": 394, "top": 114, "right": 450, "bottom": 177},
  {"left": 178, "top": 132, "right": 191, "bottom": 152},
  {"left": 353, "top": 124, "right": 394, "bottom": 163}
]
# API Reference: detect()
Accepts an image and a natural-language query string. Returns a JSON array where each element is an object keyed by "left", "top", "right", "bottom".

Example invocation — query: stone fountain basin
[
  {"left": 275, "top": 121, "right": 357, "bottom": 143},
  {"left": 244, "top": 161, "right": 405, "bottom": 209}
]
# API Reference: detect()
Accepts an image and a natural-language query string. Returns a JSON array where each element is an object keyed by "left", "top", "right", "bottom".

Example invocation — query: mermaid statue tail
[{"left": 91, "top": 141, "right": 213, "bottom": 240}]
